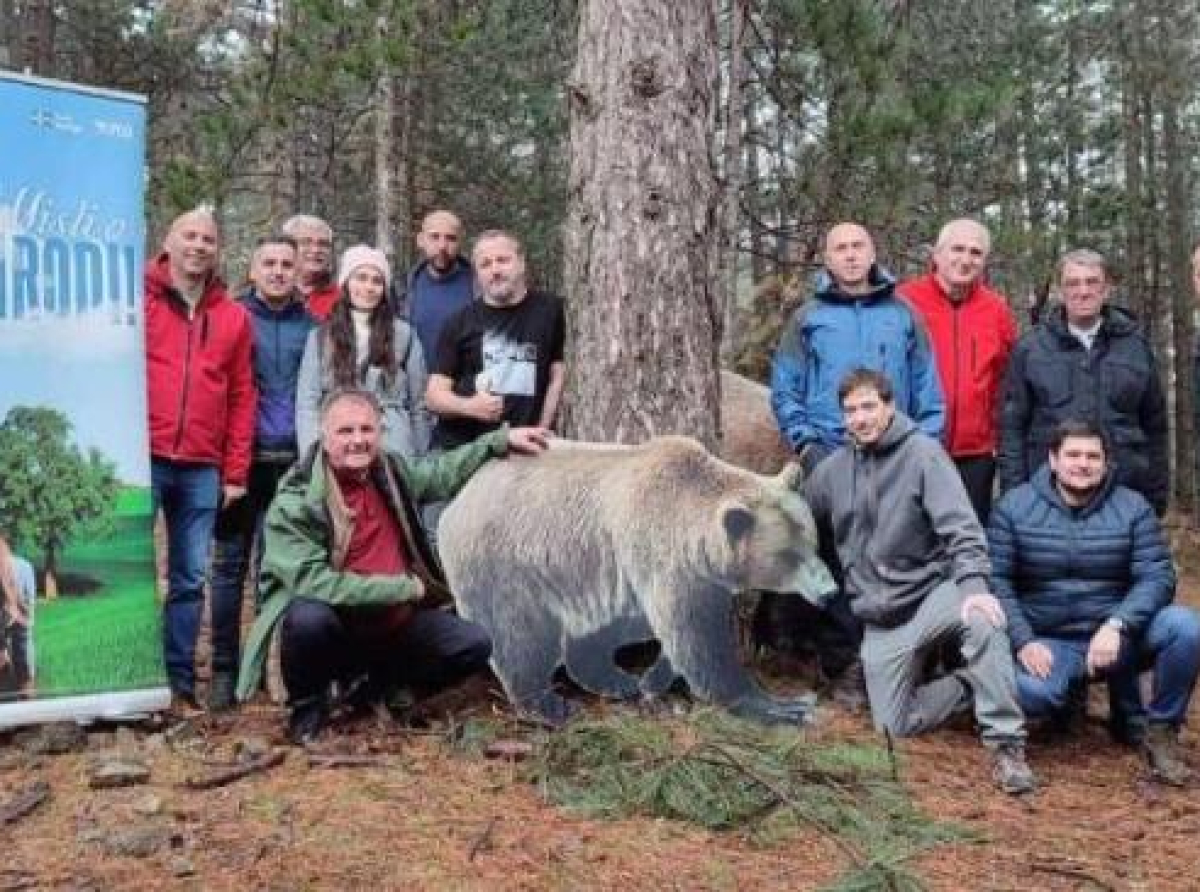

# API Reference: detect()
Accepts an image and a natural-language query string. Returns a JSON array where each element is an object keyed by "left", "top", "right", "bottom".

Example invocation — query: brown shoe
[
  {"left": 1143, "top": 724, "right": 1191, "bottom": 787},
  {"left": 991, "top": 743, "right": 1037, "bottom": 795}
]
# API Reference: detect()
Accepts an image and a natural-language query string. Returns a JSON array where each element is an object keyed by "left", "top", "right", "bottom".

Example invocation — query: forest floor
[{"left": 2, "top": 529, "right": 1199, "bottom": 892}]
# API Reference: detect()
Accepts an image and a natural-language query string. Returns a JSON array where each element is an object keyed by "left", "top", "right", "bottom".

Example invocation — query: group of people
[
  {"left": 144, "top": 207, "right": 562, "bottom": 732},
  {"left": 767, "top": 219, "right": 1199, "bottom": 793},
  {"left": 140, "top": 202, "right": 1196, "bottom": 796}
]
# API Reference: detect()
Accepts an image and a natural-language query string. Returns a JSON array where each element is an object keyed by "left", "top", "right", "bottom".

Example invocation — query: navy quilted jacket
[{"left": 987, "top": 464, "right": 1175, "bottom": 651}]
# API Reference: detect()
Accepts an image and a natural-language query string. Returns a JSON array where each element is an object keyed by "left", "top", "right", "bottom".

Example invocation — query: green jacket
[{"left": 235, "top": 428, "right": 510, "bottom": 701}]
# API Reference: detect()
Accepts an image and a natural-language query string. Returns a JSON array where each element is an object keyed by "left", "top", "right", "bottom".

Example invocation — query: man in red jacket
[
  {"left": 282, "top": 214, "right": 339, "bottom": 320},
  {"left": 145, "top": 208, "right": 256, "bottom": 709},
  {"left": 901, "top": 219, "right": 1017, "bottom": 523}
]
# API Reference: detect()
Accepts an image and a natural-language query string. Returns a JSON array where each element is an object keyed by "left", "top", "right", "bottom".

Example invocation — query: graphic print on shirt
[{"left": 481, "top": 330, "right": 537, "bottom": 396}]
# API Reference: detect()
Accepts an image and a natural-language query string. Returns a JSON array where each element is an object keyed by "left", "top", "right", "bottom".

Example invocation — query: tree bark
[
  {"left": 718, "top": 0, "right": 748, "bottom": 367},
  {"left": 564, "top": 0, "right": 722, "bottom": 448}
]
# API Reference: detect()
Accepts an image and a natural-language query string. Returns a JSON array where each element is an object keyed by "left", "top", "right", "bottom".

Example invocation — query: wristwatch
[{"left": 1105, "top": 617, "right": 1126, "bottom": 634}]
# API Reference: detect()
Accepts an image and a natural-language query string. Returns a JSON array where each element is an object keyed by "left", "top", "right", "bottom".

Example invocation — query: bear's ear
[
  {"left": 775, "top": 461, "right": 804, "bottom": 492},
  {"left": 721, "top": 501, "right": 756, "bottom": 543}
]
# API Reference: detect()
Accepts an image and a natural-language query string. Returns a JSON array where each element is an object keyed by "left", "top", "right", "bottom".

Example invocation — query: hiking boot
[
  {"left": 827, "top": 659, "right": 868, "bottom": 713},
  {"left": 287, "top": 696, "right": 330, "bottom": 746},
  {"left": 207, "top": 670, "right": 237, "bottom": 713},
  {"left": 991, "top": 743, "right": 1037, "bottom": 795},
  {"left": 1143, "top": 723, "right": 1191, "bottom": 787}
]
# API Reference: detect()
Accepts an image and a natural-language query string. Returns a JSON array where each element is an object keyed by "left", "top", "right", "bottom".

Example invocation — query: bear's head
[{"left": 717, "top": 462, "right": 836, "bottom": 606}]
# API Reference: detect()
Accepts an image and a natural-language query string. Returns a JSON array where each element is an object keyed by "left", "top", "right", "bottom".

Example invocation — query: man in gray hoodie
[{"left": 805, "top": 367, "right": 1036, "bottom": 794}]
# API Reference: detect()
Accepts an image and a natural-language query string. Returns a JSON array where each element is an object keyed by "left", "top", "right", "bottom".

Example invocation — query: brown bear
[{"left": 437, "top": 436, "right": 834, "bottom": 726}]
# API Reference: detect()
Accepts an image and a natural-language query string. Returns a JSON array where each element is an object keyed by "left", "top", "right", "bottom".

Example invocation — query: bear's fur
[
  {"left": 718, "top": 370, "right": 791, "bottom": 474},
  {"left": 438, "top": 436, "right": 834, "bottom": 725}
]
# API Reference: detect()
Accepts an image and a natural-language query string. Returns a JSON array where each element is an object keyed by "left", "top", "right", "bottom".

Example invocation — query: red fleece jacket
[
  {"left": 900, "top": 272, "right": 1017, "bottom": 457},
  {"left": 144, "top": 254, "right": 256, "bottom": 485}
]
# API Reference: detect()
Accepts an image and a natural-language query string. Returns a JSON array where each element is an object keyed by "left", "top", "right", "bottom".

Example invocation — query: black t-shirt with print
[{"left": 431, "top": 289, "right": 565, "bottom": 448}]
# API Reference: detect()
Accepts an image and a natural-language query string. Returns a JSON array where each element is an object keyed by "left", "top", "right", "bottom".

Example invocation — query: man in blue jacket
[
  {"left": 763, "top": 222, "right": 945, "bottom": 704},
  {"left": 208, "top": 233, "right": 316, "bottom": 711},
  {"left": 989, "top": 420, "right": 1199, "bottom": 786}
]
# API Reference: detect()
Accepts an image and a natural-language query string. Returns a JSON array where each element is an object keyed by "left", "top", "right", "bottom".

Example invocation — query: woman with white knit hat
[{"left": 296, "top": 245, "right": 431, "bottom": 457}]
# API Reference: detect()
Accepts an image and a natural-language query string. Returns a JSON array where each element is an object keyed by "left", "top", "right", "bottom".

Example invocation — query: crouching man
[
  {"left": 989, "top": 420, "right": 1199, "bottom": 786},
  {"left": 235, "top": 388, "right": 549, "bottom": 743},
  {"left": 805, "top": 368, "right": 1036, "bottom": 794}
]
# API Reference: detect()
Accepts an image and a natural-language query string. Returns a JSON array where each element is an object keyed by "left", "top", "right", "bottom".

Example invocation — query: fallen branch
[
  {"left": 306, "top": 753, "right": 392, "bottom": 770},
  {"left": 181, "top": 750, "right": 286, "bottom": 790},
  {"left": 0, "top": 781, "right": 50, "bottom": 825},
  {"left": 707, "top": 744, "right": 866, "bottom": 870},
  {"left": 467, "top": 816, "right": 498, "bottom": 862}
]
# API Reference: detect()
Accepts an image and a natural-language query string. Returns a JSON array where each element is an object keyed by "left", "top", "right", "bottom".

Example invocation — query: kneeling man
[
  {"left": 806, "top": 368, "right": 1035, "bottom": 794},
  {"left": 235, "top": 388, "right": 548, "bottom": 743},
  {"left": 989, "top": 420, "right": 1199, "bottom": 785}
]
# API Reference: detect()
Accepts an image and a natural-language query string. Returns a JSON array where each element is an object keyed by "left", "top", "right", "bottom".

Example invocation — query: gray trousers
[{"left": 860, "top": 580, "right": 1026, "bottom": 747}]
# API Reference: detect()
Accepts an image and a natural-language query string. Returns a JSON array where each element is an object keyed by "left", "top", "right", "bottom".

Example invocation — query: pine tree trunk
[{"left": 564, "top": 0, "right": 721, "bottom": 448}]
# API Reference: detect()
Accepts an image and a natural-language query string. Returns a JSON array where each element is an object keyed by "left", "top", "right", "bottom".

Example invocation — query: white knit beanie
[{"left": 336, "top": 245, "right": 392, "bottom": 289}]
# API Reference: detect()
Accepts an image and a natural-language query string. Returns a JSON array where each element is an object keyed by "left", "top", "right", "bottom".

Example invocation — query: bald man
[
  {"left": 145, "top": 208, "right": 255, "bottom": 710},
  {"left": 396, "top": 210, "right": 476, "bottom": 365},
  {"left": 901, "top": 220, "right": 1017, "bottom": 524},
  {"left": 764, "top": 221, "right": 943, "bottom": 705}
]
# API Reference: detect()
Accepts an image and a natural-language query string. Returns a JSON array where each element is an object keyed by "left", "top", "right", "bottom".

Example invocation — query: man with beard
[
  {"left": 426, "top": 230, "right": 566, "bottom": 449},
  {"left": 989, "top": 420, "right": 1198, "bottom": 786},
  {"left": 396, "top": 210, "right": 476, "bottom": 366},
  {"left": 283, "top": 215, "right": 339, "bottom": 320},
  {"left": 207, "top": 233, "right": 315, "bottom": 710}
]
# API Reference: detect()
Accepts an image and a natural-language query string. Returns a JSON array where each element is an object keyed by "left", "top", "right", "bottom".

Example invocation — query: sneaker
[
  {"left": 991, "top": 743, "right": 1037, "bottom": 795},
  {"left": 827, "top": 660, "right": 868, "bottom": 713},
  {"left": 207, "top": 670, "right": 237, "bottom": 713},
  {"left": 1143, "top": 723, "right": 1191, "bottom": 787},
  {"left": 287, "top": 696, "right": 329, "bottom": 746}
]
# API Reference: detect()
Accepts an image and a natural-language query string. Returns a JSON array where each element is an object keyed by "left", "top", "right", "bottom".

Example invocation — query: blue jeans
[
  {"left": 209, "top": 459, "right": 291, "bottom": 674},
  {"left": 152, "top": 459, "right": 221, "bottom": 696},
  {"left": 1016, "top": 606, "right": 1200, "bottom": 731}
]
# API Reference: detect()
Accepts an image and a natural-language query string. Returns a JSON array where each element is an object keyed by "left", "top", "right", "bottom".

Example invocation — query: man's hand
[
  {"left": 507, "top": 426, "right": 551, "bottom": 455},
  {"left": 1017, "top": 642, "right": 1053, "bottom": 679},
  {"left": 464, "top": 390, "right": 504, "bottom": 423},
  {"left": 960, "top": 592, "right": 1006, "bottom": 628},
  {"left": 1087, "top": 625, "right": 1122, "bottom": 675},
  {"left": 222, "top": 484, "right": 247, "bottom": 509}
]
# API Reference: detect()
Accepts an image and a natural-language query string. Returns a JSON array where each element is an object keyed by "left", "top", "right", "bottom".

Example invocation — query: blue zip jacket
[
  {"left": 240, "top": 289, "right": 316, "bottom": 456},
  {"left": 770, "top": 266, "right": 945, "bottom": 452},
  {"left": 988, "top": 463, "right": 1175, "bottom": 652}
]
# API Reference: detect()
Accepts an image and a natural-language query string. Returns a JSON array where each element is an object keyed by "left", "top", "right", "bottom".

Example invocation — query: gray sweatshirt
[{"left": 805, "top": 411, "right": 990, "bottom": 628}]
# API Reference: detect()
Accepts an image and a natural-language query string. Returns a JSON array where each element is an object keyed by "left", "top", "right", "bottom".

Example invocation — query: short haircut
[
  {"left": 935, "top": 218, "right": 991, "bottom": 254},
  {"left": 1049, "top": 419, "right": 1109, "bottom": 455},
  {"left": 838, "top": 368, "right": 895, "bottom": 404},
  {"left": 319, "top": 387, "right": 382, "bottom": 423},
  {"left": 473, "top": 229, "right": 524, "bottom": 259},
  {"left": 253, "top": 232, "right": 298, "bottom": 253},
  {"left": 1057, "top": 248, "right": 1108, "bottom": 282}
]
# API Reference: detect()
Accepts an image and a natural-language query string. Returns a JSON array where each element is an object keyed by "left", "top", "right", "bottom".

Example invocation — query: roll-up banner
[{"left": 0, "top": 71, "right": 168, "bottom": 727}]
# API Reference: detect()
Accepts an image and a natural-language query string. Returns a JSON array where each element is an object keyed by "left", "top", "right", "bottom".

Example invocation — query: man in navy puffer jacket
[{"left": 989, "top": 419, "right": 1199, "bottom": 785}]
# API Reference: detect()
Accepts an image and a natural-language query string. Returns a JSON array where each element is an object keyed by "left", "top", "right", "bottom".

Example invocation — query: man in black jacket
[
  {"left": 990, "top": 420, "right": 1198, "bottom": 786},
  {"left": 998, "top": 249, "right": 1168, "bottom": 514}
]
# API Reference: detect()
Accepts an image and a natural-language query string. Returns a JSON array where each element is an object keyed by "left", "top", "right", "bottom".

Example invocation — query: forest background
[{"left": 3, "top": 0, "right": 1197, "bottom": 514}]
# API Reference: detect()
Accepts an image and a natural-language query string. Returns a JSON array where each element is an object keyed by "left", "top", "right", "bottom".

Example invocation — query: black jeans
[
  {"left": 210, "top": 458, "right": 293, "bottom": 673},
  {"left": 280, "top": 598, "right": 491, "bottom": 703},
  {"left": 954, "top": 455, "right": 996, "bottom": 527}
]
